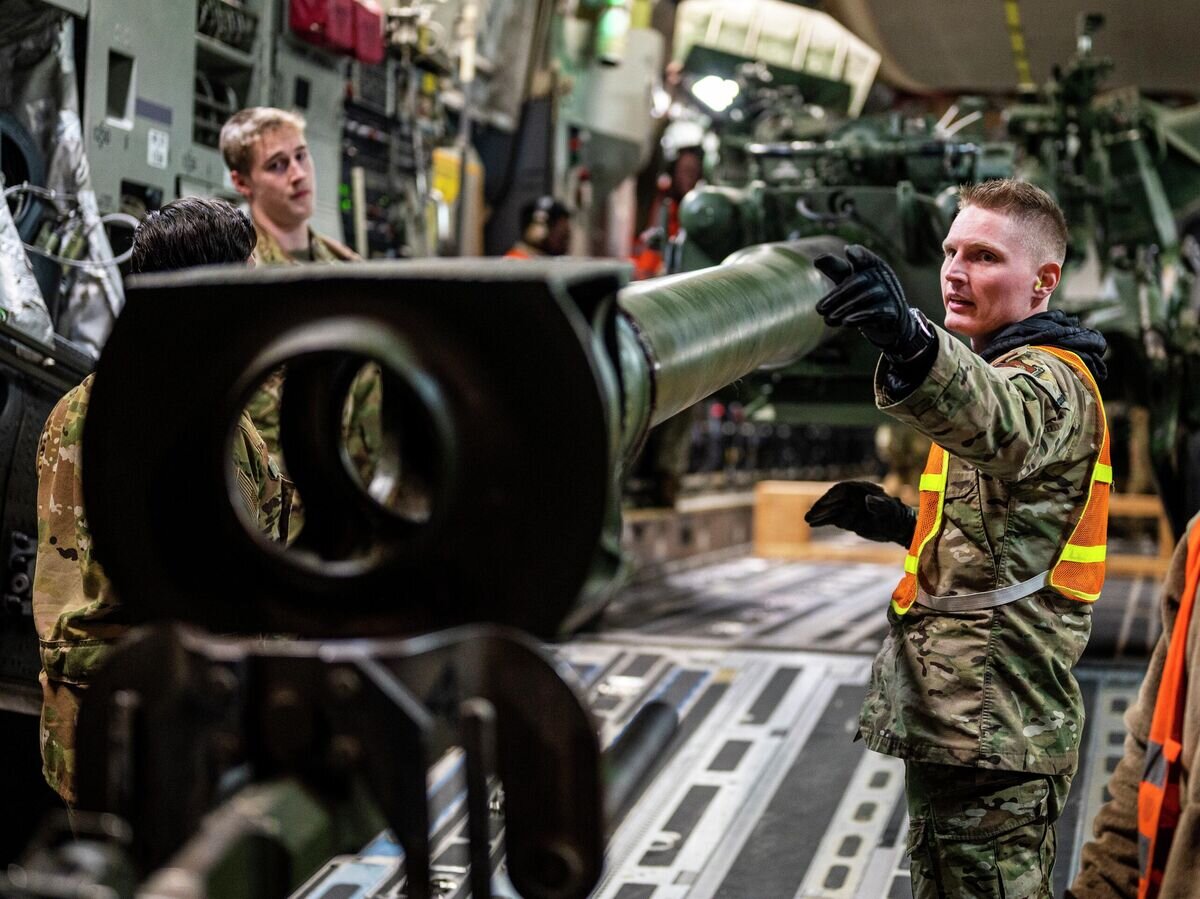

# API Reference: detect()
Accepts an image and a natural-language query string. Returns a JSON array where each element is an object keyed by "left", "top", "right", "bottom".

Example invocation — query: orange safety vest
[
  {"left": 891, "top": 346, "right": 1111, "bottom": 615},
  {"left": 1137, "top": 519, "right": 1200, "bottom": 899}
]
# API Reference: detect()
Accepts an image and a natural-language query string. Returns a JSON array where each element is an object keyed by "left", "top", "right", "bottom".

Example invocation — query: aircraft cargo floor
[{"left": 294, "top": 551, "right": 1157, "bottom": 898}]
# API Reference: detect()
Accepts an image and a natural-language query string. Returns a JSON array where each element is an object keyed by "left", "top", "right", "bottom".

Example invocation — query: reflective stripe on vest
[
  {"left": 1137, "top": 519, "right": 1200, "bottom": 899},
  {"left": 1039, "top": 346, "right": 1112, "bottom": 602},
  {"left": 889, "top": 346, "right": 1110, "bottom": 615},
  {"left": 891, "top": 444, "right": 948, "bottom": 615}
]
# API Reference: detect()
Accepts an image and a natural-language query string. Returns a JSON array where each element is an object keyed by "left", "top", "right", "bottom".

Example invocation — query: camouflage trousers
[{"left": 904, "top": 761, "right": 1072, "bottom": 899}]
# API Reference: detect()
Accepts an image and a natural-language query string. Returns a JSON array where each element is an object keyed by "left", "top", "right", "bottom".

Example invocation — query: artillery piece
[
  {"left": 4, "top": 241, "right": 845, "bottom": 898},
  {"left": 673, "top": 16, "right": 1200, "bottom": 535}
]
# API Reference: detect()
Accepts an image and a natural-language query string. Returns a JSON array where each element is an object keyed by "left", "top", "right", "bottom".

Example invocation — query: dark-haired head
[
  {"left": 130, "top": 196, "right": 257, "bottom": 274},
  {"left": 518, "top": 196, "right": 570, "bottom": 233},
  {"left": 518, "top": 196, "right": 572, "bottom": 256}
]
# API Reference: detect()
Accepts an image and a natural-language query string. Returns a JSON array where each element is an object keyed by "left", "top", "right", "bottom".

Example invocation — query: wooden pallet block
[
  {"left": 755, "top": 481, "right": 1173, "bottom": 578},
  {"left": 752, "top": 480, "right": 904, "bottom": 564},
  {"left": 752, "top": 480, "right": 836, "bottom": 558},
  {"left": 1108, "top": 492, "right": 1173, "bottom": 576}
]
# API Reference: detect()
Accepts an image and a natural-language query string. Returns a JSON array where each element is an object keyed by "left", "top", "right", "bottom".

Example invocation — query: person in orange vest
[
  {"left": 505, "top": 196, "right": 571, "bottom": 260},
  {"left": 1068, "top": 514, "right": 1200, "bottom": 899},
  {"left": 806, "top": 179, "right": 1109, "bottom": 898},
  {"left": 631, "top": 146, "right": 703, "bottom": 280}
]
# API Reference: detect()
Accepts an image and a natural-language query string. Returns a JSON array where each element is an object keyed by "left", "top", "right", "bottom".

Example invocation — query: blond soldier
[
  {"left": 219, "top": 108, "right": 379, "bottom": 498},
  {"left": 220, "top": 107, "right": 357, "bottom": 266},
  {"left": 807, "top": 181, "right": 1109, "bottom": 898}
]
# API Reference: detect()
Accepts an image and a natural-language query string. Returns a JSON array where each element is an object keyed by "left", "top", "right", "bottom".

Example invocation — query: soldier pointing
[{"left": 807, "top": 179, "right": 1110, "bottom": 898}]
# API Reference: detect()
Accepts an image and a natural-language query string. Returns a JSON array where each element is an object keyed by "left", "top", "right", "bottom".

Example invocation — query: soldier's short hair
[
  {"left": 958, "top": 179, "right": 1068, "bottom": 264},
  {"left": 131, "top": 196, "right": 257, "bottom": 274},
  {"left": 219, "top": 107, "right": 307, "bottom": 175}
]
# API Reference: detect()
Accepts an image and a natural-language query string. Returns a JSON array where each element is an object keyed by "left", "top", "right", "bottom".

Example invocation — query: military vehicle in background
[{"left": 669, "top": 7, "right": 1200, "bottom": 536}]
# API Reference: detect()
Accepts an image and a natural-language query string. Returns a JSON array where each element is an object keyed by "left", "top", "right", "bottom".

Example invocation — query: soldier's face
[
  {"left": 940, "top": 205, "right": 1048, "bottom": 347},
  {"left": 544, "top": 218, "right": 571, "bottom": 256},
  {"left": 236, "top": 125, "right": 315, "bottom": 231}
]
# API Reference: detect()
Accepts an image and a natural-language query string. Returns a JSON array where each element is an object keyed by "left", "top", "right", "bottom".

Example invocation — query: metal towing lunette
[{"left": 18, "top": 242, "right": 843, "bottom": 898}]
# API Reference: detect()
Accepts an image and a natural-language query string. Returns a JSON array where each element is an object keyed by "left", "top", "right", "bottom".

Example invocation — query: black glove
[
  {"left": 814, "top": 245, "right": 934, "bottom": 363},
  {"left": 804, "top": 480, "right": 916, "bottom": 547}
]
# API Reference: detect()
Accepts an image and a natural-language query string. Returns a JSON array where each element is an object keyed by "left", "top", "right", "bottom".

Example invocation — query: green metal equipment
[{"left": 674, "top": 18, "right": 1200, "bottom": 535}]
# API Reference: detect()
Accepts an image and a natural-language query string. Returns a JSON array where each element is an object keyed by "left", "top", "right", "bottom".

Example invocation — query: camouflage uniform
[
  {"left": 863, "top": 327, "right": 1103, "bottom": 897},
  {"left": 252, "top": 221, "right": 359, "bottom": 266},
  {"left": 246, "top": 222, "right": 381, "bottom": 522},
  {"left": 906, "top": 763, "right": 1068, "bottom": 899},
  {"left": 34, "top": 374, "right": 282, "bottom": 803}
]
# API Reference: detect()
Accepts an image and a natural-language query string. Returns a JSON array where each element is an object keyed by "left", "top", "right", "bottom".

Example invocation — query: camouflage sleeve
[
  {"left": 342, "top": 362, "right": 382, "bottom": 488},
  {"left": 1069, "top": 522, "right": 1195, "bottom": 898},
  {"left": 875, "top": 327, "right": 1095, "bottom": 481},
  {"left": 233, "top": 412, "right": 284, "bottom": 541},
  {"left": 33, "top": 376, "right": 127, "bottom": 658},
  {"left": 244, "top": 367, "right": 285, "bottom": 465},
  {"left": 35, "top": 386, "right": 279, "bottom": 805},
  {"left": 34, "top": 375, "right": 122, "bottom": 805}
]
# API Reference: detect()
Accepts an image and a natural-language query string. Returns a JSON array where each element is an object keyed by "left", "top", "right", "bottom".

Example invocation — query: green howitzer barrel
[
  {"left": 561, "top": 236, "right": 847, "bottom": 630},
  {"left": 613, "top": 236, "right": 846, "bottom": 463}
]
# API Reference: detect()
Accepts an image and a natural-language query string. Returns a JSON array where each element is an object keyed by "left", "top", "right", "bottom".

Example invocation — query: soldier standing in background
[
  {"left": 631, "top": 144, "right": 703, "bottom": 281},
  {"left": 220, "top": 107, "right": 357, "bottom": 266},
  {"left": 806, "top": 180, "right": 1109, "bottom": 897},
  {"left": 504, "top": 197, "right": 572, "bottom": 260},
  {"left": 219, "top": 108, "right": 379, "bottom": 509},
  {"left": 627, "top": 137, "right": 706, "bottom": 502},
  {"left": 34, "top": 198, "right": 281, "bottom": 805}
]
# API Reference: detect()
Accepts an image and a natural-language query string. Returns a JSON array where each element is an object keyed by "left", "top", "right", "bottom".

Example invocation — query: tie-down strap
[{"left": 917, "top": 571, "right": 1050, "bottom": 613}]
